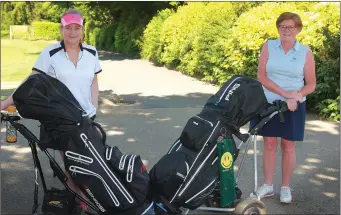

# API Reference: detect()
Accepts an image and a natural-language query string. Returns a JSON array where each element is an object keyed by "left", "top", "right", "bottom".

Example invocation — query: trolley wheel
[{"left": 234, "top": 198, "right": 266, "bottom": 215}]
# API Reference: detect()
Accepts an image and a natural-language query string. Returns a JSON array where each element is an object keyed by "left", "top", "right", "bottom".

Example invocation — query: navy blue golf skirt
[{"left": 249, "top": 101, "right": 306, "bottom": 141}]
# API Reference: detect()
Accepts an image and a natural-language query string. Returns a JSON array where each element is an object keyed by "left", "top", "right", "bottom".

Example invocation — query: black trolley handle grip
[{"left": 275, "top": 100, "right": 285, "bottom": 123}]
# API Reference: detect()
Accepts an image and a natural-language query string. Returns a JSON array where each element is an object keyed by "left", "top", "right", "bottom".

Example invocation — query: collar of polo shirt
[{"left": 60, "top": 40, "right": 84, "bottom": 52}]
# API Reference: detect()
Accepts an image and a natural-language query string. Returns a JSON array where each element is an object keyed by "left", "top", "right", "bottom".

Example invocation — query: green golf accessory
[{"left": 217, "top": 136, "right": 235, "bottom": 207}]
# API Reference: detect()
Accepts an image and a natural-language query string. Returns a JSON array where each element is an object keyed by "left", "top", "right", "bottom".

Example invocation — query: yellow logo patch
[
  {"left": 49, "top": 200, "right": 62, "bottom": 206},
  {"left": 221, "top": 152, "right": 233, "bottom": 169}
]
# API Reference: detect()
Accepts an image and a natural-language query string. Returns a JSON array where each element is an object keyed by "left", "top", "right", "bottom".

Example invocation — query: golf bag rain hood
[
  {"left": 201, "top": 75, "right": 269, "bottom": 129},
  {"left": 12, "top": 74, "right": 84, "bottom": 137},
  {"left": 12, "top": 74, "right": 150, "bottom": 214}
]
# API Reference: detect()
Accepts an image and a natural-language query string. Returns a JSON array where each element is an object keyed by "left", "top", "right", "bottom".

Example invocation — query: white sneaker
[
  {"left": 280, "top": 186, "right": 292, "bottom": 203},
  {"left": 249, "top": 184, "right": 274, "bottom": 199}
]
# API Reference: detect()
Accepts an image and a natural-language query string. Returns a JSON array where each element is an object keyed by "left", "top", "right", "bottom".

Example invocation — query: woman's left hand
[{"left": 286, "top": 98, "right": 298, "bottom": 111}]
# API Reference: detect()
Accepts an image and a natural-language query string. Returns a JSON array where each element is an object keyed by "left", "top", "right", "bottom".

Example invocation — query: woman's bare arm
[
  {"left": 298, "top": 48, "right": 316, "bottom": 97},
  {"left": 91, "top": 75, "right": 99, "bottom": 110}
]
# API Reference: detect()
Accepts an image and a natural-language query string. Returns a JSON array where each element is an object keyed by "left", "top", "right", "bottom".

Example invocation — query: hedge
[
  {"left": 85, "top": 20, "right": 146, "bottom": 57},
  {"left": 1, "top": 30, "right": 9, "bottom": 38},
  {"left": 140, "top": 2, "right": 340, "bottom": 121},
  {"left": 141, "top": 2, "right": 260, "bottom": 83},
  {"left": 140, "top": 8, "right": 175, "bottom": 65},
  {"left": 31, "top": 21, "right": 60, "bottom": 40}
]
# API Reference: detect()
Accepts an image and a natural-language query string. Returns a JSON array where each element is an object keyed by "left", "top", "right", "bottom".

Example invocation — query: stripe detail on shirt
[
  {"left": 32, "top": 67, "right": 46, "bottom": 74},
  {"left": 83, "top": 47, "right": 96, "bottom": 56},
  {"left": 49, "top": 47, "right": 63, "bottom": 57}
]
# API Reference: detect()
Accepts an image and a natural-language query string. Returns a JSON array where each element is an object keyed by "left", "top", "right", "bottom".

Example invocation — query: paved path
[{"left": 1, "top": 51, "right": 339, "bottom": 214}]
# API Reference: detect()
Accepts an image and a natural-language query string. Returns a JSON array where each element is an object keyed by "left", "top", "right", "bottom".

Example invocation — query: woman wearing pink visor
[{"left": 1, "top": 8, "right": 102, "bottom": 214}]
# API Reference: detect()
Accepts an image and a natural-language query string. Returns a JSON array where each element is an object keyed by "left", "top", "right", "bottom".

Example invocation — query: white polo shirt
[{"left": 32, "top": 41, "right": 102, "bottom": 117}]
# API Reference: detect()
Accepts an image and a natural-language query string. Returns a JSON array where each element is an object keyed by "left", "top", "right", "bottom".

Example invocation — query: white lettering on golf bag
[
  {"left": 65, "top": 151, "right": 93, "bottom": 165},
  {"left": 216, "top": 76, "right": 243, "bottom": 104},
  {"left": 225, "top": 83, "right": 240, "bottom": 101},
  {"left": 85, "top": 186, "right": 107, "bottom": 212}
]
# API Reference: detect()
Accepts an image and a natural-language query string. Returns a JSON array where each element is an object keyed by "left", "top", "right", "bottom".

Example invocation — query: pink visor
[{"left": 61, "top": 14, "right": 83, "bottom": 27}]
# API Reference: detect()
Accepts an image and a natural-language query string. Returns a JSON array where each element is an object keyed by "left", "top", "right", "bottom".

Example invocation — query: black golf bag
[
  {"left": 149, "top": 75, "right": 269, "bottom": 210},
  {"left": 12, "top": 74, "right": 151, "bottom": 215}
]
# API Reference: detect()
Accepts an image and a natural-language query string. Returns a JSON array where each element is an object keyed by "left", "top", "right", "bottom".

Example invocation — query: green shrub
[
  {"left": 95, "top": 24, "right": 117, "bottom": 51},
  {"left": 159, "top": 2, "right": 209, "bottom": 69},
  {"left": 301, "top": 3, "right": 340, "bottom": 120},
  {"left": 316, "top": 96, "right": 340, "bottom": 121},
  {"left": 113, "top": 21, "right": 145, "bottom": 56},
  {"left": 141, "top": 2, "right": 258, "bottom": 83},
  {"left": 87, "top": 27, "right": 101, "bottom": 47},
  {"left": 140, "top": 8, "right": 175, "bottom": 65},
  {"left": 31, "top": 21, "right": 60, "bottom": 40},
  {"left": 103, "top": 24, "right": 117, "bottom": 51},
  {"left": 84, "top": 20, "right": 95, "bottom": 44},
  {"left": 184, "top": 3, "right": 242, "bottom": 84},
  {"left": 1, "top": 30, "right": 10, "bottom": 38},
  {"left": 114, "top": 23, "right": 129, "bottom": 53}
]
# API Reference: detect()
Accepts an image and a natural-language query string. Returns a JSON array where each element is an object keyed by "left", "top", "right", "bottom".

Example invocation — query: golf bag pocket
[
  {"left": 42, "top": 187, "right": 75, "bottom": 214},
  {"left": 180, "top": 115, "right": 214, "bottom": 151},
  {"left": 105, "top": 146, "right": 150, "bottom": 203},
  {"left": 149, "top": 151, "right": 194, "bottom": 200},
  {"left": 64, "top": 124, "right": 150, "bottom": 213}
]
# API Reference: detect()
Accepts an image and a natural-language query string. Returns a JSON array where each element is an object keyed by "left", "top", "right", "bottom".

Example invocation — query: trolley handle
[
  {"left": 1, "top": 112, "right": 21, "bottom": 123},
  {"left": 249, "top": 100, "right": 289, "bottom": 135},
  {"left": 258, "top": 100, "right": 288, "bottom": 118}
]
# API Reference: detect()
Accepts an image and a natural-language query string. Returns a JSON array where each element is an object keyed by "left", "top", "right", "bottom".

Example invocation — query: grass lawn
[{"left": 1, "top": 39, "right": 55, "bottom": 82}]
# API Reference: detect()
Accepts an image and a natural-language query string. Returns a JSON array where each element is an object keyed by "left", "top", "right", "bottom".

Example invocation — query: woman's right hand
[
  {"left": 282, "top": 91, "right": 303, "bottom": 103},
  {"left": 0, "top": 99, "right": 11, "bottom": 111},
  {"left": 286, "top": 98, "right": 298, "bottom": 111}
]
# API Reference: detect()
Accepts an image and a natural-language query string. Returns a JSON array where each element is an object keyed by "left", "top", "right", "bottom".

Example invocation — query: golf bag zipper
[
  {"left": 185, "top": 179, "right": 217, "bottom": 204},
  {"left": 194, "top": 115, "right": 213, "bottom": 127},
  {"left": 178, "top": 143, "right": 218, "bottom": 197},
  {"left": 119, "top": 155, "right": 128, "bottom": 170},
  {"left": 211, "top": 156, "right": 218, "bottom": 165},
  {"left": 171, "top": 120, "right": 221, "bottom": 201},
  {"left": 127, "top": 155, "right": 136, "bottom": 182},
  {"left": 106, "top": 147, "right": 136, "bottom": 183},
  {"left": 105, "top": 147, "right": 113, "bottom": 160},
  {"left": 65, "top": 151, "right": 93, "bottom": 165},
  {"left": 69, "top": 165, "right": 120, "bottom": 208},
  {"left": 215, "top": 76, "right": 243, "bottom": 105},
  {"left": 168, "top": 140, "right": 181, "bottom": 154},
  {"left": 80, "top": 133, "right": 135, "bottom": 204}
]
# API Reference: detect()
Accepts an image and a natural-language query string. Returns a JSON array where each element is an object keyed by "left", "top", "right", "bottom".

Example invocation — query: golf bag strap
[{"left": 29, "top": 142, "right": 40, "bottom": 214}]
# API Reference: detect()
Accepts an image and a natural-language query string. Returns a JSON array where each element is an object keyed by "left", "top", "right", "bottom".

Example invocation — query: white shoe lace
[{"left": 281, "top": 187, "right": 291, "bottom": 197}]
